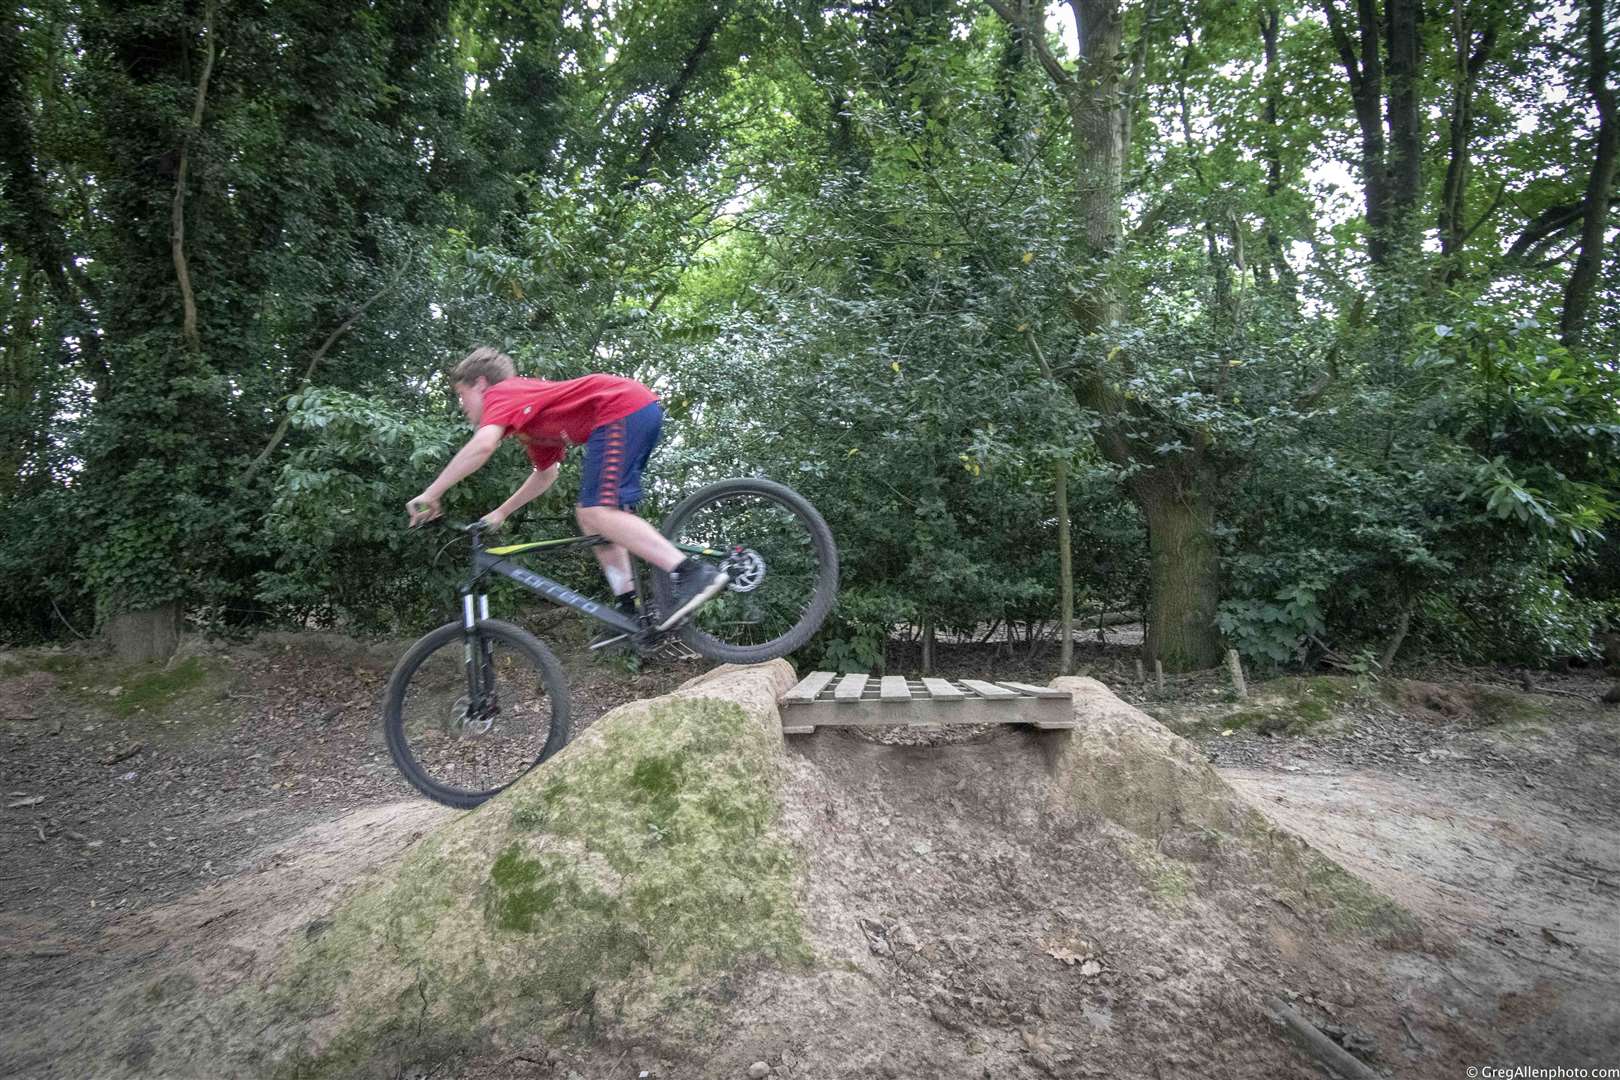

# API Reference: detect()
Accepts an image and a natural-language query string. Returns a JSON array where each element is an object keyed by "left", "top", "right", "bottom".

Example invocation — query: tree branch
[
  {"left": 244, "top": 259, "right": 412, "bottom": 480},
  {"left": 1459, "top": 179, "right": 1507, "bottom": 247},
  {"left": 623, "top": 4, "right": 730, "bottom": 192},
  {"left": 1509, "top": 197, "right": 1620, "bottom": 259},
  {"left": 171, "top": 0, "right": 217, "bottom": 354},
  {"left": 1120, "top": 0, "right": 1159, "bottom": 152},
  {"left": 1320, "top": 2, "right": 1364, "bottom": 99},
  {"left": 984, "top": 0, "right": 1076, "bottom": 88}
]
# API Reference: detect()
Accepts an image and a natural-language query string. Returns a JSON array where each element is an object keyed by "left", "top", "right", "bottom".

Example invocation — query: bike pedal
[{"left": 653, "top": 638, "right": 702, "bottom": 661}]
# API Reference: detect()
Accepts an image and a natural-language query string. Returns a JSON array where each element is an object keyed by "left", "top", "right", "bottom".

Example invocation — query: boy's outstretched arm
[
  {"left": 406, "top": 424, "right": 505, "bottom": 525},
  {"left": 481, "top": 464, "right": 559, "bottom": 529}
]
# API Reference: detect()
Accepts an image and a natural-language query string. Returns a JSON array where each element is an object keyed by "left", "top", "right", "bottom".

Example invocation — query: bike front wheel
[
  {"left": 654, "top": 477, "right": 839, "bottom": 664},
  {"left": 382, "top": 618, "right": 571, "bottom": 809}
]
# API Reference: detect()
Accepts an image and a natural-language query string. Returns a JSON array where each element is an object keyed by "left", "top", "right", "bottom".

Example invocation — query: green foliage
[
  {"left": 0, "top": 486, "right": 92, "bottom": 643},
  {"left": 1, "top": 0, "right": 1616, "bottom": 673},
  {"left": 813, "top": 587, "right": 901, "bottom": 673},
  {"left": 259, "top": 388, "right": 519, "bottom": 632}
]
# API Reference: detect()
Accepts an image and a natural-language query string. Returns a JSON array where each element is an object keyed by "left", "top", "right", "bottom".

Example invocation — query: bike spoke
[{"left": 665, "top": 487, "right": 835, "bottom": 653}]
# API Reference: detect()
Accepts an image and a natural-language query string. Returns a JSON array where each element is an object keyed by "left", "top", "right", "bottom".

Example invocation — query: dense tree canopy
[{"left": 2, "top": 0, "right": 1616, "bottom": 672}]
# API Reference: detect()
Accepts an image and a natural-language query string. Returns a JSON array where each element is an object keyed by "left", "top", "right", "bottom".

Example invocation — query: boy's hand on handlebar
[
  {"left": 480, "top": 508, "right": 508, "bottom": 531},
  {"left": 406, "top": 494, "right": 442, "bottom": 527}
]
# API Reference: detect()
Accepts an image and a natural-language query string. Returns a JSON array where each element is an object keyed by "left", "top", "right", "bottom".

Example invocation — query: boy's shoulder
[{"left": 488, "top": 376, "right": 550, "bottom": 395}]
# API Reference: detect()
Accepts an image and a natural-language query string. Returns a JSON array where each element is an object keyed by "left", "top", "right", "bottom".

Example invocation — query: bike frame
[
  {"left": 455, "top": 526, "right": 727, "bottom": 638},
  {"left": 449, "top": 526, "right": 725, "bottom": 716}
]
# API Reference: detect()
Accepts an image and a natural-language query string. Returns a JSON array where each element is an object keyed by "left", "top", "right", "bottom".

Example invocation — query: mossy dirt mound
[
  {"left": 1049, "top": 676, "right": 1418, "bottom": 940},
  {"left": 724, "top": 677, "right": 1425, "bottom": 1079},
  {"left": 262, "top": 667, "right": 1417, "bottom": 1078},
  {"left": 1380, "top": 677, "right": 1551, "bottom": 729},
  {"left": 269, "top": 661, "right": 807, "bottom": 1079},
  {"left": 1143, "top": 674, "right": 1370, "bottom": 738}
]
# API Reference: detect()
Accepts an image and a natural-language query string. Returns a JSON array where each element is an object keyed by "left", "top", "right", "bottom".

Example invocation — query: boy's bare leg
[
  {"left": 578, "top": 505, "right": 728, "bottom": 632},
  {"left": 590, "top": 542, "right": 637, "bottom": 598},
  {"left": 576, "top": 505, "right": 685, "bottom": 574}
]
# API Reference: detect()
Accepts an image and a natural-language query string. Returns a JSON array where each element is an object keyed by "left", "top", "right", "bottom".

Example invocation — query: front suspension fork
[{"left": 461, "top": 592, "right": 493, "bottom": 710}]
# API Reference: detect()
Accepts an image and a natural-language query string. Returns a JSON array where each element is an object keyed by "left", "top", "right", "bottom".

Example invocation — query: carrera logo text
[{"left": 504, "top": 566, "right": 602, "bottom": 615}]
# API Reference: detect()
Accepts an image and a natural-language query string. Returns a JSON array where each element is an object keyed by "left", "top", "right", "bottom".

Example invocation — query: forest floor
[{"left": 1, "top": 626, "right": 1616, "bottom": 1078}]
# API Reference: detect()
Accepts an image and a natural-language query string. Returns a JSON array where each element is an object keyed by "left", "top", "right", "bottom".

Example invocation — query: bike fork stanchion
[
  {"left": 460, "top": 590, "right": 481, "bottom": 707},
  {"left": 475, "top": 593, "right": 495, "bottom": 700}
]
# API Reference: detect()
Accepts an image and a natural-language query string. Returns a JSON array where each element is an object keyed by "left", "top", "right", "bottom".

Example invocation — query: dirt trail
[
  {"left": 1223, "top": 766, "right": 1620, "bottom": 1065},
  {"left": 1, "top": 800, "right": 453, "bottom": 1079}
]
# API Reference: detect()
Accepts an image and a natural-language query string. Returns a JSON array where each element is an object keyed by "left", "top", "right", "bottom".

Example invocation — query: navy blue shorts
[{"left": 578, "top": 401, "right": 662, "bottom": 509}]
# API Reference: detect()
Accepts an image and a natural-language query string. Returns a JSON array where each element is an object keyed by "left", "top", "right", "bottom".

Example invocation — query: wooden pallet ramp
[{"left": 778, "top": 672, "right": 1075, "bottom": 734}]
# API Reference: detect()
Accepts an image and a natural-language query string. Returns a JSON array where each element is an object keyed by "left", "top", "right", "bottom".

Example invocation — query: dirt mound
[{"left": 1382, "top": 679, "right": 1549, "bottom": 729}]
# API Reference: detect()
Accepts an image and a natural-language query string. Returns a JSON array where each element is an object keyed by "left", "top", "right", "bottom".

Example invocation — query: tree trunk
[
  {"left": 1137, "top": 468, "right": 1223, "bottom": 671},
  {"left": 1068, "top": 0, "right": 1126, "bottom": 331},
  {"left": 0, "top": 266, "right": 39, "bottom": 501},
  {"left": 1438, "top": 6, "right": 1496, "bottom": 277},
  {"left": 171, "top": 0, "right": 218, "bottom": 355},
  {"left": 1324, "top": 0, "right": 1390, "bottom": 265},
  {"left": 1379, "top": 604, "right": 1412, "bottom": 673},
  {"left": 1023, "top": 331, "right": 1076, "bottom": 676},
  {"left": 106, "top": 602, "right": 182, "bottom": 664},
  {"left": 1056, "top": 457, "right": 1073, "bottom": 674},
  {"left": 1259, "top": 5, "right": 1298, "bottom": 301},
  {"left": 985, "top": 0, "right": 1126, "bottom": 326},
  {"left": 990, "top": 0, "right": 1224, "bottom": 673},
  {"left": 1175, "top": 22, "right": 1237, "bottom": 325},
  {"left": 1561, "top": 0, "right": 1618, "bottom": 349},
  {"left": 1383, "top": 0, "right": 1423, "bottom": 252}
]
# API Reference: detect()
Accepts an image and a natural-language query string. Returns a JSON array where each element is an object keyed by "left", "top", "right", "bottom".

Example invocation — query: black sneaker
[{"left": 658, "top": 561, "right": 730, "bottom": 631}]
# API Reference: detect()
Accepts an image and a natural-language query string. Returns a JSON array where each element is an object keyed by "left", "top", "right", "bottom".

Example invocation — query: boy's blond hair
[{"left": 452, "top": 346, "right": 517, "bottom": 386}]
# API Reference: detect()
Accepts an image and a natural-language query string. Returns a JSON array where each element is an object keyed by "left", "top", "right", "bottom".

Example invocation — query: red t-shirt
[{"left": 478, "top": 375, "right": 658, "bottom": 470}]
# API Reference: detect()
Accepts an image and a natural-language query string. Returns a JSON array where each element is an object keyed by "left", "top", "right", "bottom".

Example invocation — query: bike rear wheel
[
  {"left": 653, "top": 477, "right": 838, "bottom": 664},
  {"left": 383, "top": 618, "right": 570, "bottom": 809}
]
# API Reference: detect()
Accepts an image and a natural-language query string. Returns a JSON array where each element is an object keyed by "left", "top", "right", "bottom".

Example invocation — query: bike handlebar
[{"left": 411, "top": 517, "right": 488, "bottom": 537}]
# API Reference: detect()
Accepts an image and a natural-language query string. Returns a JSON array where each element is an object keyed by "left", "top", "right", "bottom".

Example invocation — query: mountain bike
[{"left": 382, "top": 476, "right": 838, "bottom": 809}]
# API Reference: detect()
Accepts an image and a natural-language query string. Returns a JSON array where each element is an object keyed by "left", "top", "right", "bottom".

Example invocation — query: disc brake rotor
[
  {"left": 449, "top": 694, "right": 495, "bottom": 736},
  {"left": 723, "top": 548, "right": 767, "bottom": 593}
]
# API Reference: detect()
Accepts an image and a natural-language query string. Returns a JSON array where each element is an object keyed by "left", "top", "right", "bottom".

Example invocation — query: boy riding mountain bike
[{"left": 405, "top": 347, "right": 729, "bottom": 633}]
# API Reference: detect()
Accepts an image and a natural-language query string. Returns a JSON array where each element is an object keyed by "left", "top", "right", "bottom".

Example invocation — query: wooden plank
[
  {"left": 782, "top": 671, "right": 837, "bottom": 704},
  {"left": 833, "top": 673, "right": 869, "bottom": 702},
  {"left": 1030, "top": 712, "right": 1082, "bottom": 731},
  {"left": 959, "top": 679, "right": 1018, "bottom": 700},
  {"left": 880, "top": 676, "right": 911, "bottom": 701},
  {"left": 1029, "top": 695, "right": 1078, "bottom": 729},
  {"left": 921, "top": 678, "right": 965, "bottom": 701},
  {"left": 782, "top": 723, "right": 818, "bottom": 735},
  {"left": 777, "top": 698, "right": 1031, "bottom": 728},
  {"left": 996, "top": 681, "right": 1071, "bottom": 699}
]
